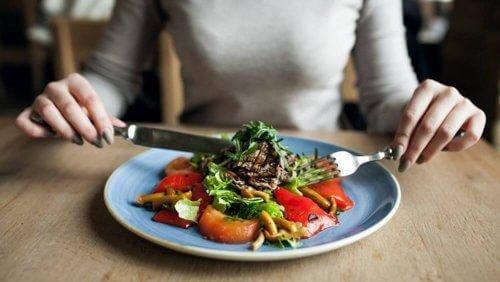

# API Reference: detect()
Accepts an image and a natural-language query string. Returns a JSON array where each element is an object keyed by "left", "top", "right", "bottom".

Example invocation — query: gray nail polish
[
  {"left": 394, "top": 144, "right": 404, "bottom": 160},
  {"left": 102, "top": 128, "right": 114, "bottom": 145},
  {"left": 416, "top": 156, "right": 424, "bottom": 164},
  {"left": 91, "top": 138, "right": 103, "bottom": 148},
  {"left": 398, "top": 160, "right": 411, "bottom": 173},
  {"left": 72, "top": 135, "right": 84, "bottom": 145},
  {"left": 44, "top": 130, "right": 56, "bottom": 138}
]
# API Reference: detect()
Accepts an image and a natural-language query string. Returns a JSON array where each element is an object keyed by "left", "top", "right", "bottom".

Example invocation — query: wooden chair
[
  {"left": 52, "top": 17, "right": 107, "bottom": 78},
  {"left": 158, "top": 32, "right": 184, "bottom": 125},
  {"left": 341, "top": 58, "right": 359, "bottom": 103},
  {"left": 52, "top": 17, "right": 183, "bottom": 125},
  {"left": 22, "top": 0, "right": 49, "bottom": 94}
]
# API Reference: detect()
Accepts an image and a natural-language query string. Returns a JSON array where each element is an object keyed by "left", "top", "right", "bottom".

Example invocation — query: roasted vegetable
[
  {"left": 274, "top": 187, "right": 337, "bottom": 237},
  {"left": 153, "top": 171, "right": 203, "bottom": 193},
  {"left": 153, "top": 210, "right": 193, "bottom": 229},
  {"left": 308, "top": 179, "right": 354, "bottom": 211},
  {"left": 199, "top": 205, "right": 260, "bottom": 244}
]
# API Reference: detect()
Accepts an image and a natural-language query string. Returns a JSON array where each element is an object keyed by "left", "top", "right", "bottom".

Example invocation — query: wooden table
[{"left": 1, "top": 118, "right": 499, "bottom": 281}]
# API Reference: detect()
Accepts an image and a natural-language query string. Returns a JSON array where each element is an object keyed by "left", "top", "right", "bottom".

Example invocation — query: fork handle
[
  {"left": 356, "top": 147, "right": 394, "bottom": 165},
  {"left": 359, "top": 129, "right": 466, "bottom": 165}
]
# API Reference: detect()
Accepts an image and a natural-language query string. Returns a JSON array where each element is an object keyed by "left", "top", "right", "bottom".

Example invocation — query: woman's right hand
[{"left": 15, "top": 73, "right": 124, "bottom": 147}]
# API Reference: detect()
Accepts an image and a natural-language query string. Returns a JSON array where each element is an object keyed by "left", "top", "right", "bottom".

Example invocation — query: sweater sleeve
[
  {"left": 84, "top": 0, "right": 164, "bottom": 115},
  {"left": 353, "top": 0, "right": 419, "bottom": 134}
]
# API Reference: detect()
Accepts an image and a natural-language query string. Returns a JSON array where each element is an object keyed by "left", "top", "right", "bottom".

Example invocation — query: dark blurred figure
[
  {"left": 403, "top": 0, "right": 428, "bottom": 81},
  {"left": 442, "top": 0, "right": 499, "bottom": 141},
  {"left": 403, "top": 0, "right": 453, "bottom": 81}
]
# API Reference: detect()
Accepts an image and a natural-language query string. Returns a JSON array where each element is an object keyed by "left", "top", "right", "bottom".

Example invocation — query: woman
[{"left": 15, "top": 0, "right": 485, "bottom": 172}]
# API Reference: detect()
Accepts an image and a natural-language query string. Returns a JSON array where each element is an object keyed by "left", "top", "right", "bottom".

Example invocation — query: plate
[{"left": 104, "top": 136, "right": 401, "bottom": 261}]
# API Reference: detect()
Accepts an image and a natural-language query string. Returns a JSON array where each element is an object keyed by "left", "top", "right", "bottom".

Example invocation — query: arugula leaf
[
  {"left": 228, "top": 121, "right": 292, "bottom": 168},
  {"left": 203, "top": 163, "right": 237, "bottom": 212},
  {"left": 174, "top": 199, "right": 201, "bottom": 222},
  {"left": 190, "top": 152, "right": 217, "bottom": 171}
]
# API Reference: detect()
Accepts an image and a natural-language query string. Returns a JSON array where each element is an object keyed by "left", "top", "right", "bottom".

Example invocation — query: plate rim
[{"left": 104, "top": 136, "right": 401, "bottom": 261}]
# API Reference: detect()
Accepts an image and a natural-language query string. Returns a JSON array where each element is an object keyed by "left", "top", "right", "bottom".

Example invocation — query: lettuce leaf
[{"left": 174, "top": 199, "right": 201, "bottom": 222}]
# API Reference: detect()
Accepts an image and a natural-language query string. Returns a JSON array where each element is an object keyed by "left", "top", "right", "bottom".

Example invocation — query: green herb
[
  {"left": 174, "top": 199, "right": 201, "bottom": 222},
  {"left": 219, "top": 133, "right": 232, "bottom": 141},
  {"left": 203, "top": 163, "right": 237, "bottom": 212},
  {"left": 227, "top": 121, "right": 292, "bottom": 168},
  {"left": 267, "top": 235, "right": 302, "bottom": 249},
  {"left": 233, "top": 200, "right": 284, "bottom": 220},
  {"left": 203, "top": 162, "right": 285, "bottom": 219},
  {"left": 284, "top": 155, "right": 333, "bottom": 194},
  {"left": 190, "top": 152, "right": 217, "bottom": 170}
]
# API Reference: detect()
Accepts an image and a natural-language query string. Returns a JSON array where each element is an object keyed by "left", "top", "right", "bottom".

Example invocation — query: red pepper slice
[
  {"left": 309, "top": 179, "right": 354, "bottom": 211},
  {"left": 191, "top": 183, "right": 213, "bottom": 218},
  {"left": 152, "top": 210, "right": 192, "bottom": 229},
  {"left": 274, "top": 187, "right": 337, "bottom": 237},
  {"left": 153, "top": 171, "right": 203, "bottom": 193}
]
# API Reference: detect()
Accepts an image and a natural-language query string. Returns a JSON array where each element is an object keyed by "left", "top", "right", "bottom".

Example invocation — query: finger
[
  {"left": 418, "top": 99, "right": 473, "bottom": 163},
  {"left": 402, "top": 87, "right": 462, "bottom": 166},
  {"left": 446, "top": 110, "right": 485, "bottom": 151},
  {"left": 15, "top": 107, "right": 55, "bottom": 138},
  {"left": 392, "top": 80, "right": 443, "bottom": 157},
  {"left": 111, "top": 116, "right": 126, "bottom": 127},
  {"left": 45, "top": 81, "right": 101, "bottom": 146},
  {"left": 32, "top": 95, "right": 83, "bottom": 145},
  {"left": 83, "top": 106, "right": 125, "bottom": 131},
  {"left": 67, "top": 74, "right": 114, "bottom": 144}
]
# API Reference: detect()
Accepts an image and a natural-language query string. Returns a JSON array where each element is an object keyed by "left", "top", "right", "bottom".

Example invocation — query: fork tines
[{"left": 313, "top": 157, "right": 340, "bottom": 178}]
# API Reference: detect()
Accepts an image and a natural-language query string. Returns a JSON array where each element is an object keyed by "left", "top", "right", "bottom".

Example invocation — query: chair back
[{"left": 53, "top": 18, "right": 107, "bottom": 78}]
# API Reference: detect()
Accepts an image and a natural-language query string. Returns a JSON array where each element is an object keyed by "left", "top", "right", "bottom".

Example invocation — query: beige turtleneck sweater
[{"left": 86, "top": 0, "right": 418, "bottom": 133}]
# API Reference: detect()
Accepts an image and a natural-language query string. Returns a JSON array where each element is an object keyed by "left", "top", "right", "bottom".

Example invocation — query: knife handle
[
  {"left": 114, "top": 125, "right": 128, "bottom": 138},
  {"left": 114, "top": 124, "right": 138, "bottom": 141}
]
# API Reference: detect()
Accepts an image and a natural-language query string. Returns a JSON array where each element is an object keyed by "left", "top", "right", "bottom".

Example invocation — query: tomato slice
[
  {"left": 309, "top": 179, "right": 354, "bottom": 211},
  {"left": 273, "top": 188, "right": 337, "bottom": 237},
  {"left": 198, "top": 205, "right": 260, "bottom": 244},
  {"left": 153, "top": 171, "right": 203, "bottom": 193},
  {"left": 164, "top": 157, "right": 195, "bottom": 176},
  {"left": 191, "top": 183, "right": 213, "bottom": 218},
  {"left": 152, "top": 210, "right": 192, "bottom": 229}
]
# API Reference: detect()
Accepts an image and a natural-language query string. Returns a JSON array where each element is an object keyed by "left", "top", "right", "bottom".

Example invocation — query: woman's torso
[{"left": 160, "top": 0, "right": 363, "bottom": 130}]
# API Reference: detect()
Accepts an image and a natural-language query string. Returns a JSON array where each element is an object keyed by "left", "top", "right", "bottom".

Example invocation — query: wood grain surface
[{"left": 0, "top": 118, "right": 498, "bottom": 282}]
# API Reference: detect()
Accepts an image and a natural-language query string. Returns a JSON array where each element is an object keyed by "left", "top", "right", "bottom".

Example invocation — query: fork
[
  {"left": 320, "top": 146, "right": 397, "bottom": 177},
  {"left": 321, "top": 130, "right": 466, "bottom": 177}
]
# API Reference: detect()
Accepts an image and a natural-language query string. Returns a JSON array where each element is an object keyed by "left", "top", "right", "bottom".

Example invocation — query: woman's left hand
[{"left": 392, "top": 79, "right": 486, "bottom": 172}]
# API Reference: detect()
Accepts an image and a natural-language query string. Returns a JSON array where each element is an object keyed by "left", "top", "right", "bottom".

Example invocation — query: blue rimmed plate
[{"left": 104, "top": 136, "right": 401, "bottom": 261}]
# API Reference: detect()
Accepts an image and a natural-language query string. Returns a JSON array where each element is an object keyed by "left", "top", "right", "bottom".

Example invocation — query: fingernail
[
  {"left": 416, "top": 156, "right": 424, "bottom": 164},
  {"left": 398, "top": 160, "right": 411, "bottom": 173},
  {"left": 72, "top": 134, "right": 84, "bottom": 145},
  {"left": 102, "top": 128, "right": 114, "bottom": 145},
  {"left": 394, "top": 144, "right": 404, "bottom": 160},
  {"left": 91, "top": 138, "right": 103, "bottom": 148},
  {"left": 44, "top": 130, "right": 56, "bottom": 138}
]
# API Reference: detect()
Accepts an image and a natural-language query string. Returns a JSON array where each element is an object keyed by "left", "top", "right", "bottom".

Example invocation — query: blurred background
[{"left": 0, "top": 0, "right": 498, "bottom": 147}]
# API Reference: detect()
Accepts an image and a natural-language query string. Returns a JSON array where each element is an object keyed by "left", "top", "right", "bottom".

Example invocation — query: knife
[
  {"left": 29, "top": 113, "right": 232, "bottom": 153},
  {"left": 114, "top": 124, "right": 233, "bottom": 153}
]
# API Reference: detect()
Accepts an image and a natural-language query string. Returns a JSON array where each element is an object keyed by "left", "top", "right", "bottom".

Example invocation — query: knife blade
[{"left": 114, "top": 124, "right": 233, "bottom": 153}]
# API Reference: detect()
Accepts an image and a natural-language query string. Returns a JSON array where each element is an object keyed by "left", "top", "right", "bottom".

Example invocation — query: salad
[{"left": 136, "top": 121, "right": 354, "bottom": 250}]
